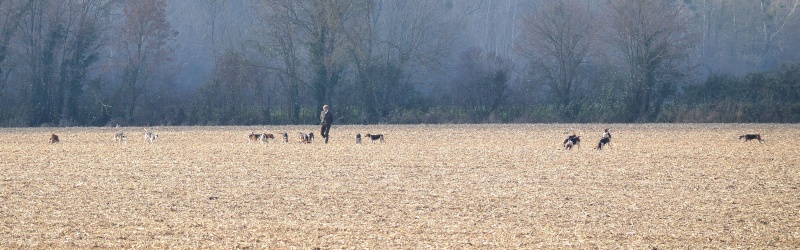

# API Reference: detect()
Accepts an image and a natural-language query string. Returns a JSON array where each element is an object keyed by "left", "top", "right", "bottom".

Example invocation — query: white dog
[
  {"left": 114, "top": 131, "right": 127, "bottom": 144},
  {"left": 144, "top": 129, "right": 158, "bottom": 143}
]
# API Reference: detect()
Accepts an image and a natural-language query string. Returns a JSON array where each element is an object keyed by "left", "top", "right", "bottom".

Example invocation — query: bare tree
[
  {"left": 197, "top": 48, "right": 269, "bottom": 124},
  {"left": 14, "top": 0, "right": 112, "bottom": 125},
  {"left": 116, "top": 0, "right": 177, "bottom": 122},
  {"left": 453, "top": 47, "right": 513, "bottom": 122},
  {"left": 202, "top": 0, "right": 230, "bottom": 62},
  {"left": 255, "top": 0, "right": 359, "bottom": 122},
  {"left": 59, "top": 0, "right": 115, "bottom": 125},
  {"left": 604, "top": 0, "right": 698, "bottom": 121},
  {"left": 344, "top": 0, "right": 460, "bottom": 122},
  {"left": 256, "top": 0, "right": 310, "bottom": 123},
  {"left": 0, "top": 0, "right": 29, "bottom": 94},
  {"left": 305, "top": 0, "right": 356, "bottom": 110},
  {"left": 757, "top": 0, "right": 800, "bottom": 68},
  {"left": 16, "top": 0, "right": 64, "bottom": 125},
  {"left": 0, "top": 0, "right": 30, "bottom": 125},
  {"left": 518, "top": 0, "right": 593, "bottom": 111},
  {"left": 690, "top": 0, "right": 800, "bottom": 73},
  {"left": 341, "top": 0, "right": 375, "bottom": 121}
]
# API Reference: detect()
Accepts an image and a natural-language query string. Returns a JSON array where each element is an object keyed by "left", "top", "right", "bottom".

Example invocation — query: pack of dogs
[
  {"left": 563, "top": 128, "right": 612, "bottom": 150},
  {"left": 560, "top": 129, "right": 765, "bottom": 151},
  {"left": 247, "top": 131, "right": 293, "bottom": 144},
  {"left": 46, "top": 126, "right": 767, "bottom": 150},
  {"left": 248, "top": 132, "right": 275, "bottom": 144},
  {"left": 354, "top": 133, "right": 386, "bottom": 143}
]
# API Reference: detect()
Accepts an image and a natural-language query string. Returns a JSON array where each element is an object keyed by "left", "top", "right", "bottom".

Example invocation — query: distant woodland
[{"left": 1, "top": 0, "right": 799, "bottom": 126}]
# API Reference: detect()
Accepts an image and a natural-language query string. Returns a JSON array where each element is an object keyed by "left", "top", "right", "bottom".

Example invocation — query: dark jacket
[{"left": 321, "top": 110, "right": 333, "bottom": 125}]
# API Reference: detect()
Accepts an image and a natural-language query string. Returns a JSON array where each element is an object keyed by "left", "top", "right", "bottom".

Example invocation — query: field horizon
[{"left": 2, "top": 124, "right": 798, "bottom": 248}]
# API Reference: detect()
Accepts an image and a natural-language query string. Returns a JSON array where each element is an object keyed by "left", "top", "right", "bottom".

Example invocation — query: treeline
[
  {"left": 0, "top": 0, "right": 799, "bottom": 127},
  {"left": 156, "top": 62, "right": 800, "bottom": 124},
  {"left": 664, "top": 64, "right": 800, "bottom": 123}
]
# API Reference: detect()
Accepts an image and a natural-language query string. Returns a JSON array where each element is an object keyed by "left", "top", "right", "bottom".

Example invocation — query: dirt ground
[{"left": 1, "top": 124, "right": 798, "bottom": 248}]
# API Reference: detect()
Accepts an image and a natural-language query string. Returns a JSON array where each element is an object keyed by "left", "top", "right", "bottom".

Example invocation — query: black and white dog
[
  {"left": 563, "top": 134, "right": 581, "bottom": 150},
  {"left": 298, "top": 132, "right": 315, "bottom": 143},
  {"left": 364, "top": 133, "right": 385, "bottom": 143},
  {"left": 594, "top": 128, "right": 611, "bottom": 150},
  {"left": 144, "top": 129, "right": 158, "bottom": 143},
  {"left": 739, "top": 134, "right": 764, "bottom": 143}
]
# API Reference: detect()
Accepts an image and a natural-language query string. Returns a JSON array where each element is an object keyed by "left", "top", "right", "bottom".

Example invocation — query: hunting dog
[
  {"left": 49, "top": 133, "right": 60, "bottom": 143},
  {"left": 114, "top": 131, "right": 127, "bottom": 144},
  {"left": 144, "top": 129, "right": 158, "bottom": 143},
  {"left": 563, "top": 134, "right": 580, "bottom": 150},
  {"left": 739, "top": 134, "right": 764, "bottom": 143},
  {"left": 249, "top": 132, "right": 274, "bottom": 144},
  {"left": 113, "top": 124, "right": 127, "bottom": 144},
  {"left": 282, "top": 132, "right": 289, "bottom": 143},
  {"left": 248, "top": 132, "right": 260, "bottom": 144},
  {"left": 356, "top": 133, "right": 362, "bottom": 144},
  {"left": 364, "top": 133, "right": 385, "bottom": 143},
  {"left": 595, "top": 137, "right": 611, "bottom": 150},
  {"left": 601, "top": 128, "right": 611, "bottom": 140},
  {"left": 299, "top": 132, "right": 314, "bottom": 144},
  {"left": 298, "top": 133, "right": 308, "bottom": 143},
  {"left": 261, "top": 133, "right": 275, "bottom": 143},
  {"left": 594, "top": 129, "right": 611, "bottom": 150}
]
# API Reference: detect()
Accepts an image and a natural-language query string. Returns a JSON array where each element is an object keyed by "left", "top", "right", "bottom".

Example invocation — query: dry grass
[{"left": 1, "top": 124, "right": 798, "bottom": 248}]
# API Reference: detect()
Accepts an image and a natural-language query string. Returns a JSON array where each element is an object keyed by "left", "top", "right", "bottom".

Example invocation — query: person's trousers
[{"left": 321, "top": 124, "right": 331, "bottom": 143}]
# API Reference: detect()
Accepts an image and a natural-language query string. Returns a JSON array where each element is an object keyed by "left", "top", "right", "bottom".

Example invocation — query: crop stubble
[{"left": 1, "top": 124, "right": 798, "bottom": 248}]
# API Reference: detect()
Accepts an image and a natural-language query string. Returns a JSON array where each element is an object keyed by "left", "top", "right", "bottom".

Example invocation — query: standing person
[{"left": 320, "top": 105, "right": 333, "bottom": 143}]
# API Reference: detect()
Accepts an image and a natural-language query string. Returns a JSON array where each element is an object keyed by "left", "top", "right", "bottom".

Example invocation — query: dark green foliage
[{"left": 677, "top": 64, "right": 800, "bottom": 122}]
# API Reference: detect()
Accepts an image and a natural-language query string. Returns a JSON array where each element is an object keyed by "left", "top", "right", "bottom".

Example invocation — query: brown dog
[
  {"left": 248, "top": 132, "right": 260, "bottom": 144},
  {"left": 49, "top": 133, "right": 60, "bottom": 143},
  {"left": 262, "top": 133, "right": 275, "bottom": 143}
]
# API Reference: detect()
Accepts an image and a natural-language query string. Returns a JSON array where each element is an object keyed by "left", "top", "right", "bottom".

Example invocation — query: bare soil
[{"left": 1, "top": 124, "right": 798, "bottom": 248}]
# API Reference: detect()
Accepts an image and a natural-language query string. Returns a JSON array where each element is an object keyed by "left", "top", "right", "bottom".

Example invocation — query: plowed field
[{"left": 1, "top": 124, "right": 798, "bottom": 248}]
